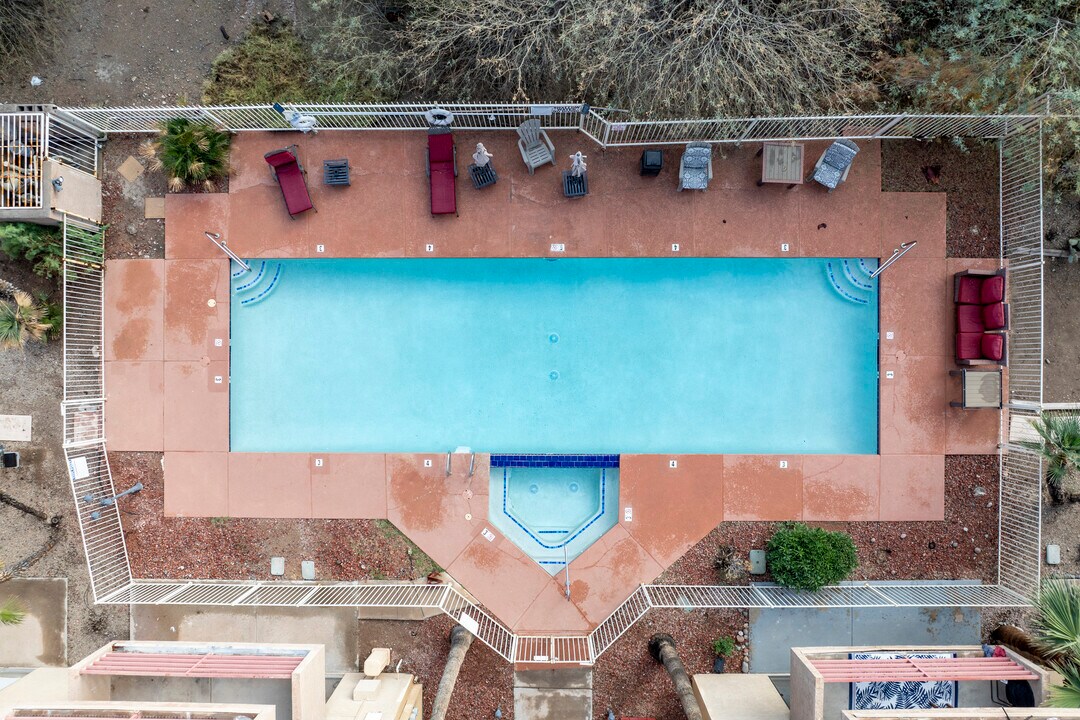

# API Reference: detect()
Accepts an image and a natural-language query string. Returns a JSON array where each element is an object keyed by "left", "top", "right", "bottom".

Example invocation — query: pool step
[
  {"left": 825, "top": 259, "right": 875, "bottom": 305},
  {"left": 231, "top": 261, "right": 284, "bottom": 307}
]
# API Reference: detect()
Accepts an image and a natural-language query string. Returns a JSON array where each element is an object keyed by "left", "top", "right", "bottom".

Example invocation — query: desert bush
[
  {"left": 140, "top": 119, "right": 231, "bottom": 192},
  {"left": 204, "top": 20, "right": 332, "bottom": 104},
  {"left": 766, "top": 523, "right": 858, "bottom": 591},
  {"left": 0, "top": 222, "right": 63, "bottom": 279},
  {"left": 0, "top": 290, "right": 51, "bottom": 350},
  {"left": 312, "top": 0, "right": 892, "bottom": 116},
  {"left": 712, "top": 636, "right": 736, "bottom": 657},
  {"left": 309, "top": 0, "right": 401, "bottom": 102},
  {"left": 0, "top": 0, "right": 64, "bottom": 72}
]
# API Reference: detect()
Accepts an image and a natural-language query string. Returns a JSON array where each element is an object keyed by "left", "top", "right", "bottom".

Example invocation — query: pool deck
[{"left": 105, "top": 131, "right": 1002, "bottom": 635}]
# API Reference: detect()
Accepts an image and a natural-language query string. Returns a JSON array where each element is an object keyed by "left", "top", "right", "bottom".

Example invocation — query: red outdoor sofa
[
  {"left": 954, "top": 268, "right": 1007, "bottom": 365},
  {"left": 426, "top": 129, "right": 458, "bottom": 216},
  {"left": 264, "top": 146, "right": 315, "bottom": 218}
]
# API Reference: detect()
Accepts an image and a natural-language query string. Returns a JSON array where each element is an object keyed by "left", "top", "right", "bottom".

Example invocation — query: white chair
[
  {"left": 516, "top": 119, "right": 556, "bottom": 174},
  {"left": 678, "top": 142, "right": 713, "bottom": 191}
]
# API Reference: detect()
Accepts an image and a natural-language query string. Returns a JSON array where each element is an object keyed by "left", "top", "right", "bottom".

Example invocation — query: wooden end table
[{"left": 757, "top": 142, "right": 805, "bottom": 189}]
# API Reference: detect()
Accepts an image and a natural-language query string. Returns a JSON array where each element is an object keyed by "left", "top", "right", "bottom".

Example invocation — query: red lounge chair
[
  {"left": 427, "top": 130, "right": 457, "bottom": 216},
  {"left": 956, "top": 332, "right": 1007, "bottom": 366},
  {"left": 265, "top": 146, "right": 315, "bottom": 218},
  {"left": 954, "top": 268, "right": 1005, "bottom": 304}
]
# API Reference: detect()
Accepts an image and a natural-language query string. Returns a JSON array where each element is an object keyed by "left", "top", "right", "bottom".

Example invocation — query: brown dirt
[
  {"left": 591, "top": 608, "right": 748, "bottom": 720},
  {"left": 102, "top": 136, "right": 167, "bottom": 260},
  {"left": 658, "top": 455, "right": 1000, "bottom": 586},
  {"left": 881, "top": 138, "right": 1000, "bottom": 258},
  {"left": 115, "top": 451, "right": 442, "bottom": 581},
  {"left": 1043, "top": 257, "right": 1080, "bottom": 403},
  {"left": 0, "top": 1, "right": 306, "bottom": 107}
]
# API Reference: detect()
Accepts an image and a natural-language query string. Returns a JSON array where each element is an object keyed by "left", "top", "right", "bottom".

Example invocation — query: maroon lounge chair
[
  {"left": 956, "top": 332, "right": 1007, "bottom": 366},
  {"left": 265, "top": 146, "right": 315, "bottom": 218},
  {"left": 426, "top": 129, "right": 457, "bottom": 216}
]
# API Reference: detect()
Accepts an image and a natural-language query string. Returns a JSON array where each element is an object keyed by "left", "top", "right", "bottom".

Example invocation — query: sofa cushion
[
  {"left": 956, "top": 333, "right": 983, "bottom": 360},
  {"left": 957, "top": 304, "right": 984, "bottom": 333},
  {"left": 683, "top": 152, "right": 709, "bottom": 169},
  {"left": 981, "top": 333, "right": 1005, "bottom": 362},
  {"left": 956, "top": 275, "right": 982, "bottom": 304},
  {"left": 429, "top": 165, "right": 456, "bottom": 215},
  {"left": 982, "top": 302, "right": 1006, "bottom": 330},
  {"left": 981, "top": 275, "right": 1005, "bottom": 304}
]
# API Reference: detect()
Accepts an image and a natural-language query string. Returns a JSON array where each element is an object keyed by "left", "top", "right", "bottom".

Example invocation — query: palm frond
[
  {"left": 0, "top": 597, "right": 25, "bottom": 626},
  {"left": 1049, "top": 661, "right": 1080, "bottom": 708},
  {"left": 1035, "top": 580, "right": 1080, "bottom": 658}
]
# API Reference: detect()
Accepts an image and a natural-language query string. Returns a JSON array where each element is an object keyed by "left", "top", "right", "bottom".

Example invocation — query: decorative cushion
[
  {"left": 957, "top": 304, "right": 984, "bottom": 333},
  {"left": 982, "top": 302, "right": 1006, "bottom": 330},
  {"left": 956, "top": 333, "right": 983, "bottom": 360},
  {"left": 956, "top": 275, "right": 982, "bottom": 304},
  {"left": 981, "top": 333, "right": 1005, "bottom": 362},
  {"left": 981, "top": 275, "right": 1005, "bottom": 304},
  {"left": 682, "top": 152, "right": 709, "bottom": 169}
]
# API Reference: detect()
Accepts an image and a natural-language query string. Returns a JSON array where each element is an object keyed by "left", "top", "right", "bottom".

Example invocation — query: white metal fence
[
  {"left": 53, "top": 103, "right": 1045, "bottom": 148},
  {"left": 0, "top": 112, "right": 46, "bottom": 209},
  {"left": 53, "top": 106, "right": 1051, "bottom": 665}
]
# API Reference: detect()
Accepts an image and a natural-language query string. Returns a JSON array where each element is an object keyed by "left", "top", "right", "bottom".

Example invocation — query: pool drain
[
  {"left": 549, "top": 333, "right": 559, "bottom": 344},
  {"left": 529, "top": 484, "right": 539, "bottom": 494},
  {"left": 569, "top": 483, "right": 579, "bottom": 493},
  {"left": 549, "top": 370, "right": 559, "bottom": 381}
]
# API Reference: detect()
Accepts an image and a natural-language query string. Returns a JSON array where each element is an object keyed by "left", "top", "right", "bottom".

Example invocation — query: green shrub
[
  {"left": 0, "top": 222, "right": 63, "bottom": 279},
  {"left": 766, "top": 523, "right": 858, "bottom": 591},
  {"left": 203, "top": 20, "right": 332, "bottom": 104},
  {"left": 34, "top": 291, "right": 61, "bottom": 340},
  {"left": 712, "top": 636, "right": 736, "bottom": 657},
  {"left": 140, "top": 119, "right": 231, "bottom": 192}
]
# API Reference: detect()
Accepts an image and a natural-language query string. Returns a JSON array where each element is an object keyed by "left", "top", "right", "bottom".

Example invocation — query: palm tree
[
  {"left": 0, "top": 596, "right": 25, "bottom": 626},
  {"left": 430, "top": 624, "right": 474, "bottom": 720},
  {"left": 0, "top": 290, "right": 50, "bottom": 350},
  {"left": 1034, "top": 579, "right": 1080, "bottom": 659},
  {"left": 1018, "top": 413, "right": 1080, "bottom": 501},
  {"left": 649, "top": 634, "right": 703, "bottom": 720}
]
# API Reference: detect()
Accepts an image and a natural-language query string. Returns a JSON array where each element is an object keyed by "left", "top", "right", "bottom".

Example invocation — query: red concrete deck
[{"left": 104, "top": 130, "right": 1005, "bottom": 635}]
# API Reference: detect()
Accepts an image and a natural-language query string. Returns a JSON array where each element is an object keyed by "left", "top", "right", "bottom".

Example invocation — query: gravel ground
[
  {"left": 1044, "top": 258, "right": 1080, "bottom": 404},
  {"left": 881, "top": 138, "right": 1000, "bottom": 258},
  {"left": 592, "top": 608, "right": 748, "bottom": 720},
  {"left": 115, "top": 452, "right": 441, "bottom": 581},
  {"left": 102, "top": 136, "right": 167, "bottom": 261},
  {"left": 0, "top": 257, "right": 129, "bottom": 661},
  {"left": 659, "top": 455, "right": 1000, "bottom": 586}
]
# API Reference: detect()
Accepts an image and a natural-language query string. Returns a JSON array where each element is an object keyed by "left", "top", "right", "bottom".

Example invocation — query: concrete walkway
[
  {"left": 750, "top": 599, "right": 981, "bottom": 673},
  {"left": 0, "top": 578, "right": 67, "bottom": 667},
  {"left": 514, "top": 668, "right": 592, "bottom": 720}
]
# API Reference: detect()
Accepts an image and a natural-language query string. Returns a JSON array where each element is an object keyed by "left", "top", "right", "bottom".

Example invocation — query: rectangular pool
[{"left": 229, "top": 258, "right": 879, "bottom": 454}]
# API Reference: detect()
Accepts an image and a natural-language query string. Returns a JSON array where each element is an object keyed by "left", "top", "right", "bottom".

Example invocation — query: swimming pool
[
  {"left": 487, "top": 455, "right": 620, "bottom": 573},
  {"left": 229, "top": 258, "right": 879, "bottom": 453}
]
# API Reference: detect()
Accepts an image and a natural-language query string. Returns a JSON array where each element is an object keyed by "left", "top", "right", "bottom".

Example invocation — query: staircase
[
  {"left": 231, "top": 260, "right": 284, "bottom": 306},
  {"left": 825, "top": 258, "right": 878, "bottom": 305}
]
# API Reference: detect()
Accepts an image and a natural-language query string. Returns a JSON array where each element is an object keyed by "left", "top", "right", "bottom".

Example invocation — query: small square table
[
  {"left": 950, "top": 368, "right": 1003, "bottom": 409},
  {"left": 640, "top": 149, "right": 663, "bottom": 176},
  {"left": 758, "top": 142, "right": 805, "bottom": 188}
]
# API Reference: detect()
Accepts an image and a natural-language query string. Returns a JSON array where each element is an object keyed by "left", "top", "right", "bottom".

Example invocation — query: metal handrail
[
  {"left": 205, "top": 231, "right": 250, "bottom": 271},
  {"left": 869, "top": 241, "right": 917, "bottom": 279}
]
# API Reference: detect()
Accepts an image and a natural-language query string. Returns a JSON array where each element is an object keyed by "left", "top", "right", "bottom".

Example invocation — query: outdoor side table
[
  {"left": 758, "top": 142, "right": 804, "bottom": 189},
  {"left": 640, "top": 149, "right": 663, "bottom": 176},
  {"left": 950, "top": 368, "right": 1003, "bottom": 409}
]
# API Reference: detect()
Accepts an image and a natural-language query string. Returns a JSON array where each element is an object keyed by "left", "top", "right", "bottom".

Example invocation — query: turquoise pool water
[
  {"left": 229, "top": 258, "right": 879, "bottom": 453},
  {"left": 488, "top": 462, "right": 620, "bottom": 573}
]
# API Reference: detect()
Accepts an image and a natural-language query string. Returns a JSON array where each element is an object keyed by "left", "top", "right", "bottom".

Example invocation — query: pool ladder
[
  {"left": 870, "top": 241, "right": 917, "bottom": 279},
  {"left": 445, "top": 450, "right": 476, "bottom": 477}
]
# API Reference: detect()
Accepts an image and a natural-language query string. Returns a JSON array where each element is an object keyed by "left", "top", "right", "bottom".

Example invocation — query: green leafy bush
[
  {"left": 712, "top": 636, "right": 736, "bottom": 657},
  {"left": 766, "top": 523, "right": 858, "bottom": 591},
  {"left": 203, "top": 20, "right": 333, "bottom": 104},
  {"left": 140, "top": 118, "right": 231, "bottom": 192},
  {"left": 0, "top": 222, "right": 63, "bottom": 279}
]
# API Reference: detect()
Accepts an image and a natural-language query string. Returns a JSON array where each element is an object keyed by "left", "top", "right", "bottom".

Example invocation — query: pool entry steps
[
  {"left": 232, "top": 260, "right": 284, "bottom": 306},
  {"left": 488, "top": 454, "right": 620, "bottom": 575}
]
